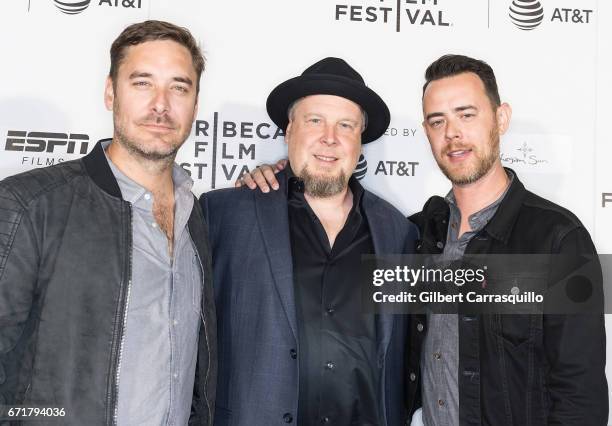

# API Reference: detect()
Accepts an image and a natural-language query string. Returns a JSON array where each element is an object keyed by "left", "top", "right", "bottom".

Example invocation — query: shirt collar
[
  {"left": 444, "top": 170, "right": 515, "bottom": 232},
  {"left": 101, "top": 139, "right": 194, "bottom": 204}
]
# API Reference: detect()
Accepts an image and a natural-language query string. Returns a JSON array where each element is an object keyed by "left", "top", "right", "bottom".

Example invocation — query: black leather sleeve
[{"left": 0, "top": 182, "right": 39, "bottom": 405}]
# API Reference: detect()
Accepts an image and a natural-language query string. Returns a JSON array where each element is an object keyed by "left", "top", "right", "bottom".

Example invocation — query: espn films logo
[{"left": 5, "top": 131, "right": 90, "bottom": 166}]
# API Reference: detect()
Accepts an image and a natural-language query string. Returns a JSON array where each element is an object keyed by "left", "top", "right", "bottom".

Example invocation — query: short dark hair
[
  {"left": 423, "top": 54, "right": 501, "bottom": 107},
  {"left": 109, "top": 20, "right": 205, "bottom": 93}
]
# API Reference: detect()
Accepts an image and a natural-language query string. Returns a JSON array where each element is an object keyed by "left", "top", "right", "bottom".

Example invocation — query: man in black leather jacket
[
  {"left": 0, "top": 21, "right": 216, "bottom": 425},
  {"left": 406, "top": 54, "right": 608, "bottom": 426}
]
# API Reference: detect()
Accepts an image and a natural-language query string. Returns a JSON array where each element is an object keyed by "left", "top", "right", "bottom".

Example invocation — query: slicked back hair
[
  {"left": 109, "top": 20, "right": 205, "bottom": 94},
  {"left": 423, "top": 54, "right": 501, "bottom": 108}
]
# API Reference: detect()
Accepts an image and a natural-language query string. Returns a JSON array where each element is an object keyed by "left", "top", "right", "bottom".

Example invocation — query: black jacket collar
[
  {"left": 411, "top": 168, "right": 527, "bottom": 246},
  {"left": 481, "top": 168, "right": 527, "bottom": 243},
  {"left": 81, "top": 139, "right": 123, "bottom": 199}
]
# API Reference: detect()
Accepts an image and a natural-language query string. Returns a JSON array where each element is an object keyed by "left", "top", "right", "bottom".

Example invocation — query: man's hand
[{"left": 235, "top": 159, "right": 287, "bottom": 192}]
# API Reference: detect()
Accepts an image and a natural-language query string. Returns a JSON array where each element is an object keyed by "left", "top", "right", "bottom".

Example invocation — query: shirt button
[
  {"left": 325, "top": 361, "right": 335, "bottom": 370},
  {"left": 173, "top": 373, "right": 178, "bottom": 379},
  {"left": 320, "top": 416, "right": 330, "bottom": 423},
  {"left": 152, "top": 222, "right": 158, "bottom": 228},
  {"left": 438, "top": 399, "right": 445, "bottom": 407},
  {"left": 434, "top": 352, "right": 441, "bottom": 360},
  {"left": 290, "top": 349, "right": 297, "bottom": 359},
  {"left": 416, "top": 323, "right": 424, "bottom": 332},
  {"left": 325, "top": 307, "right": 335, "bottom": 315},
  {"left": 409, "top": 372, "right": 416, "bottom": 382},
  {"left": 173, "top": 319, "right": 179, "bottom": 326},
  {"left": 144, "top": 193, "right": 151, "bottom": 200},
  {"left": 283, "top": 413, "right": 293, "bottom": 423}
]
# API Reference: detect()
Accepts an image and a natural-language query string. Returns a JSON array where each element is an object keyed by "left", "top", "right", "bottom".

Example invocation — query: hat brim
[{"left": 266, "top": 73, "right": 390, "bottom": 144}]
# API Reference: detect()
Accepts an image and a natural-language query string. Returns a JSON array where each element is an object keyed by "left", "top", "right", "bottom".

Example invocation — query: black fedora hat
[{"left": 266, "top": 57, "right": 390, "bottom": 144}]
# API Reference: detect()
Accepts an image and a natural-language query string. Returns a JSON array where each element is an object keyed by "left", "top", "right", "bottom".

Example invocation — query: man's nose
[
  {"left": 152, "top": 88, "right": 170, "bottom": 115},
  {"left": 321, "top": 124, "right": 338, "bottom": 145}
]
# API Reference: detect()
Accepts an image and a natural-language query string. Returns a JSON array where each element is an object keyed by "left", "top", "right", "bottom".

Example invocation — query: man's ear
[
  {"left": 104, "top": 77, "right": 115, "bottom": 111},
  {"left": 284, "top": 121, "right": 292, "bottom": 146},
  {"left": 496, "top": 102, "right": 512, "bottom": 135}
]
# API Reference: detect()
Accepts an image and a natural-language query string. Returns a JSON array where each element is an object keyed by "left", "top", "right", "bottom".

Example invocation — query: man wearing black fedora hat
[
  {"left": 239, "top": 54, "right": 609, "bottom": 426},
  {"left": 200, "top": 57, "right": 419, "bottom": 425}
]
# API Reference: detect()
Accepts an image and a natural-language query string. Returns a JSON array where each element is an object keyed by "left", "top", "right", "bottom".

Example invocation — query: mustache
[
  {"left": 137, "top": 114, "right": 177, "bottom": 129},
  {"left": 443, "top": 144, "right": 473, "bottom": 155}
]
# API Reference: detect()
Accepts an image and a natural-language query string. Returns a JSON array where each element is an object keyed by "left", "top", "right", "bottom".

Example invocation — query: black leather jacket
[
  {"left": 408, "top": 170, "right": 608, "bottom": 426},
  {"left": 0, "top": 140, "right": 217, "bottom": 425}
]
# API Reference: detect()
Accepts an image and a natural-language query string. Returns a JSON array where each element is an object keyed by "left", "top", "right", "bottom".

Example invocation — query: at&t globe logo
[
  {"left": 53, "top": 0, "right": 91, "bottom": 15},
  {"left": 508, "top": 0, "right": 544, "bottom": 30},
  {"left": 354, "top": 154, "right": 368, "bottom": 181}
]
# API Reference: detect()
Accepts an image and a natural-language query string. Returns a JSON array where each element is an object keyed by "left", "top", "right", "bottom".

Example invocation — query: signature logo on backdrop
[
  {"left": 508, "top": 0, "right": 544, "bottom": 30},
  {"left": 500, "top": 141, "right": 548, "bottom": 167},
  {"left": 53, "top": 0, "right": 91, "bottom": 15}
]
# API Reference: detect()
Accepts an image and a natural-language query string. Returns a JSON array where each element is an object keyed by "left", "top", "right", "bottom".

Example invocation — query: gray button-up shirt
[
  {"left": 103, "top": 143, "right": 202, "bottom": 426},
  {"left": 422, "top": 173, "right": 513, "bottom": 426}
]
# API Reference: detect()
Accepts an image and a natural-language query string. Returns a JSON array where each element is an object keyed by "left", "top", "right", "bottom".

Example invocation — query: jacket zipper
[
  {"left": 113, "top": 279, "right": 132, "bottom": 424},
  {"left": 189, "top": 229, "right": 211, "bottom": 425},
  {"left": 108, "top": 204, "right": 133, "bottom": 425}
]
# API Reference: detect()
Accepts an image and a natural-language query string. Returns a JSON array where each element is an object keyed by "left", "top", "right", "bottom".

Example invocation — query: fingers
[
  {"left": 260, "top": 165, "right": 280, "bottom": 191},
  {"left": 249, "top": 165, "right": 272, "bottom": 192},
  {"left": 240, "top": 171, "right": 258, "bottom": 190},
  {"left": 234, "top": 159, "right": 286, "bottom": 192},
  {"left": 274, "top": 158, "right": 288, "bottom": 172}
]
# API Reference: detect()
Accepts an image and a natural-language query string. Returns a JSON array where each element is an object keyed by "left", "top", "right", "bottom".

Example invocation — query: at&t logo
[
  {"left": 354, "top": 154, "right": 367, "bottom": 180},
  {"left": 51, "top": 0, "right": 142, "bottom": 15},
  {"left": 53, "top": 0, "right": 91, "bottom": 14},
  {"left": 508, "top": 0, "right": 544, "bottom": 30},
  {"left": 508, "top": 1, "right": 594, "bottom": 30}
]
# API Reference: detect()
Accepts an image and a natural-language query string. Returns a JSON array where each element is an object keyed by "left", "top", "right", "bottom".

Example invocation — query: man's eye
[
  {"left": 430, "top": 120, "right": 443, "bottom": 128},
  {"left": 133, "top": 81, "right": 149, "bottom": 87},
  {"left": 339, "top": 122, "right": 354, "bottom": 130},
  {"left": 462, "top": 113, "right": 475, "bottom": 119},
  {"left": 173, "top": 85, "right": 188, "bottom": 93},
  {"left": 309, "top": 118, "right": 321, "bottom": 124}
]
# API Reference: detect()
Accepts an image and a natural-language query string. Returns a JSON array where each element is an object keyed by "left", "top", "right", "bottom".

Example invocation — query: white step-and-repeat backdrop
[{"left": 1, "top": 0, "right": 610, "bottom": 420}]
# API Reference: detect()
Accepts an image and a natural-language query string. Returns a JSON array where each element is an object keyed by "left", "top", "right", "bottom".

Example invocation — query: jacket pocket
[
  {"left": 495, "top": 315, "right": 535, "bottom": 349},
  {"left": 485, "top": 272, "right": 545, "bottom": 348}
]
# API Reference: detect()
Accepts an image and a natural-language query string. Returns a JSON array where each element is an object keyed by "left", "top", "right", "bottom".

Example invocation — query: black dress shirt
[{"left": 286, "top": 168, "right": 380, "bottom": 426}]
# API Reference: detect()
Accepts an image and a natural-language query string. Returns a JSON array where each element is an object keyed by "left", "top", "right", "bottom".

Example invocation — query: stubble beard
[
  {"left": 438, "top": 126, "right": 500, "bottom": 186},
  {"left": 113, "top": 99, "right": 188, "bottom": 166},
  {"left": 298, "top": 165, "right": 348, "bottom": 198}
]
